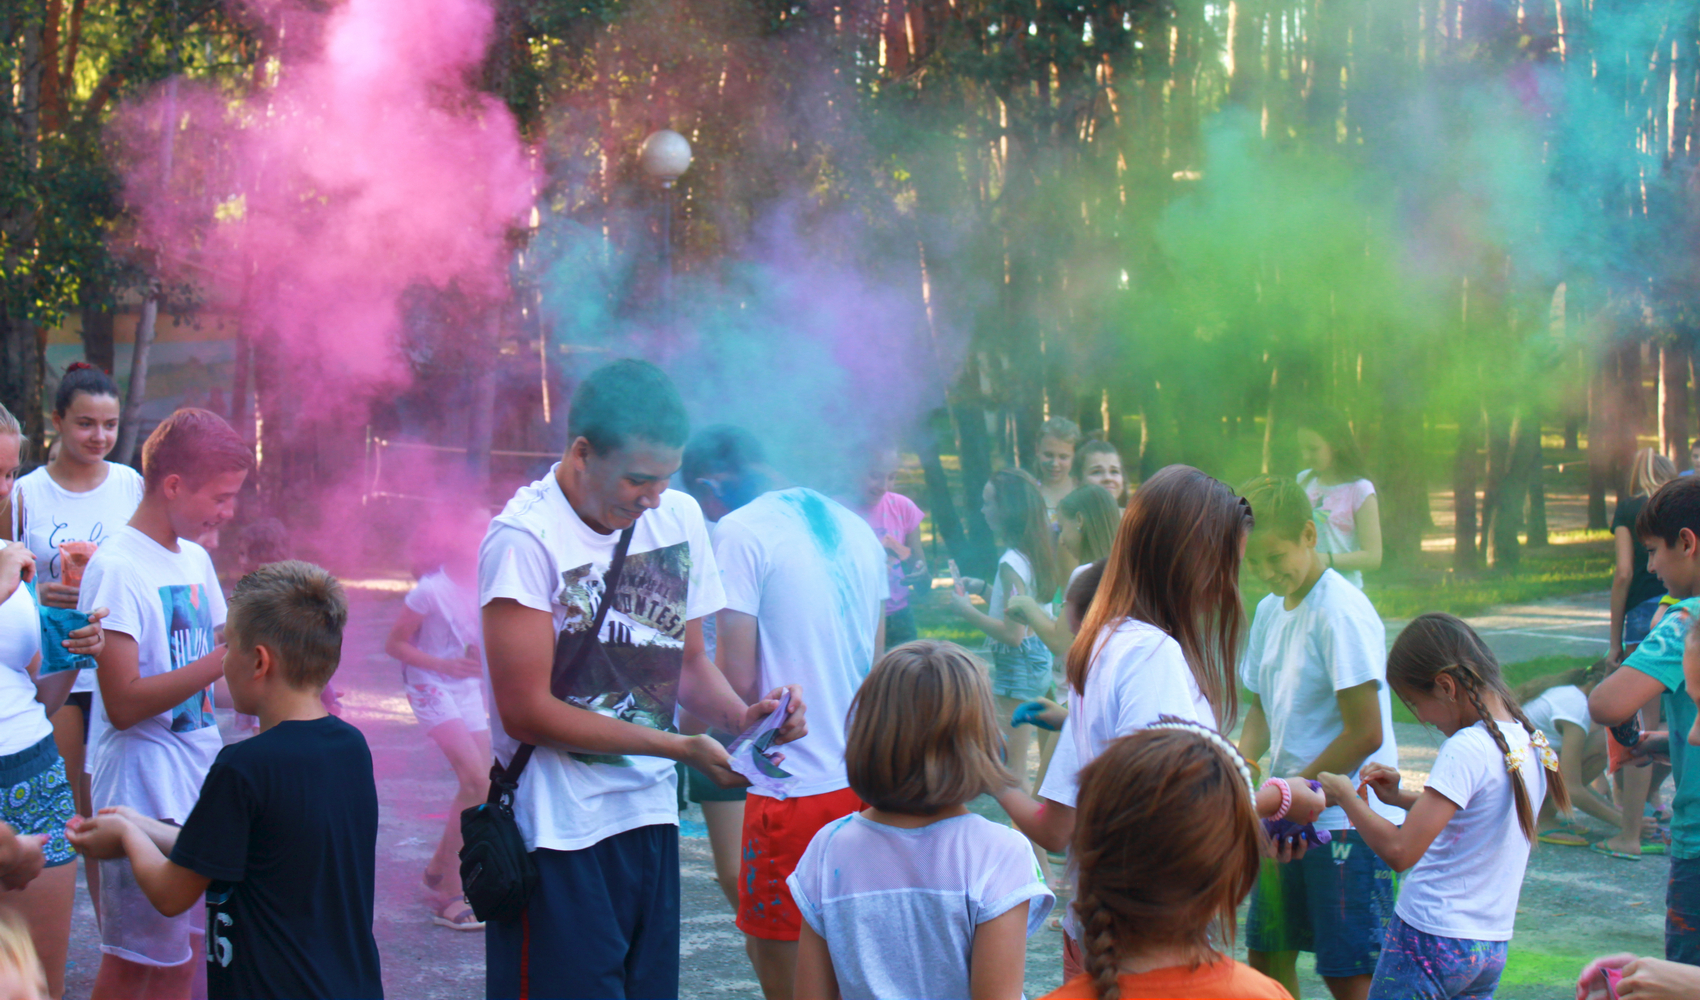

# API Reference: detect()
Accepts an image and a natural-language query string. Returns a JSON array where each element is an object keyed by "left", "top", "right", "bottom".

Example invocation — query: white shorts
[
  {"left": 99, "top": 855, "right": 204, "bottom": 967},
  {"left": 403, "top": 667, "right": 488, "bottom": 733}
]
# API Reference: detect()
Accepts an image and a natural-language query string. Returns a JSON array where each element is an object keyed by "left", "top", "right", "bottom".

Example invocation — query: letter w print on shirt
[{"left": 161, "top": 584, "right": 217, "bottom": 733}]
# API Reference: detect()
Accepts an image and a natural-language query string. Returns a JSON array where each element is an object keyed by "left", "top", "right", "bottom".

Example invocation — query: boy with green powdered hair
[{"left": 1236, "top": 475, "right": 1402, "bottom": 1000}]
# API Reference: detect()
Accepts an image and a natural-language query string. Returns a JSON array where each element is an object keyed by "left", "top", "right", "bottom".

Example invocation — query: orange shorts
[{"left": 735, "top": 786, "right": 865, "bottom": 941}]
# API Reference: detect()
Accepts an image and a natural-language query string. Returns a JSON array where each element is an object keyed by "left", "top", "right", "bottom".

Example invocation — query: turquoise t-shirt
[{"left": 1623, "top": 596, "right": 1700, "bottom": 859}]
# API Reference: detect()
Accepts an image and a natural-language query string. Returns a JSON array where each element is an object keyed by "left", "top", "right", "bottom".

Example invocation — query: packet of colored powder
[{"left": 726, "top": 690, "right": 796, "bottom": 798}]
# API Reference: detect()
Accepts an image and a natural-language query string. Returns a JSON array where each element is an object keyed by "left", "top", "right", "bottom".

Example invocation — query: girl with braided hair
[
  {"left": 1319, "top": 613, "right": 1570, "bottom": 1000},
  {"left": 1041, "top": 723, "right": 1291, "bottom": 999}
]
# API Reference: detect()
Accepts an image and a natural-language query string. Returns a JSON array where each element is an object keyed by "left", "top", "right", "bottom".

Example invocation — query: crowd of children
[{"left": 1, "top": 359, "right": 1698, "bottom": 1000}]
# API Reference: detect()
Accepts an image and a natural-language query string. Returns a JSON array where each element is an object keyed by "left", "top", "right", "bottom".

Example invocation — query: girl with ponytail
[
  {"left": 1319, "top": 613, "right": 1570, "bottom": 1000},
  {"left": 1041, "top": 723, "right": 1290, "bottom": 999}
]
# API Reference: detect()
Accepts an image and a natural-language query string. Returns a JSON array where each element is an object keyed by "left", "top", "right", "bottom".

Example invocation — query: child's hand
[
  {"left": 1287, "top": 778, "right": 1325, "bottom": 826},
  {"left": 744, "top": 685, "right": 809, "bottom": 747},
  {"left": 63, "top": 607, "right": 108, "bottom": 658},
  {"left": 1359, "top": 762, "right": 1403, "bottom": 804},
  {"left": 1005, "top": 595, "right": 1052, "bottom": 627},
  {"left": 66, "top": 813, "right": 132, "bottom": 861},
  {"left": 436, "top": 656, "right": 484, "bottom": 679},
  {"left": 947, "top": 591, "right": 976, "bottom": 617},
  {"left": 1316, "top": 771, "right": 1357, "bottom": 806},
  {"left": 1012, "top": 699, "right": 1066, "bottom": 731},
  {"left": 38, "top": 580, "right": 80, "bottom": 609},
  {"left": 0, "top": 542, "right": 35, "bottom": 590},
  {"left": 0, "top": 823, "right": 45, "bottom": 891}
]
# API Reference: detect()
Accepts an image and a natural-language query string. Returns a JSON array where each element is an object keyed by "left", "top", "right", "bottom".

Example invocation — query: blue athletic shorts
[
  {"left": 485, "top": 824, "right": 679, "bottom": 1000},
  {"left": 1368, "top": 915, "right": 1507, "bottom": 1000},
  {"left": 1246, "top": 829, "right": 1395, "bottom": 977},
  {"left": 0, "top": 734, "right": 75, "bottom": 868}
]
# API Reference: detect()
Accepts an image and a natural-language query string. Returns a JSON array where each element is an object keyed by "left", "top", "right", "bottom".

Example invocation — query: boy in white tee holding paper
[
  {"left": 1236, "top": 474, "right": 1403, "bottom": 1000},
  {"left": 80, "top": 409, "right": 252, "bottom": 1000}
]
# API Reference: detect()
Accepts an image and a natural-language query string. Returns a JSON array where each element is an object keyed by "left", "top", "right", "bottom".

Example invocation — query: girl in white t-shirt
[
  {"left": 948, "top": 469, "right": 1059, "bottom": 796},
  {"left": 9, "top": 363, "right": 141, "bottom": 835},
  {"left": 1511, "top": 661, "right": 1622, "bottom": 845},
  {"left": 790, "top": 640, "right": 1053, "bottom": 1000},
  {"left": 385, "top": 516, "right": 490, "bottom": 931},
  {"left": 1321, "top": 613, "right": 1569, "bottom": 1000},
  {"left": 1297, "top": 409, "right": 1381, "bottom": 589}
]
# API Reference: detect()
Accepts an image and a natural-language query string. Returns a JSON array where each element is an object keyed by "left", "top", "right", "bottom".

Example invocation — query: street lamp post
[{"left": 639, "top": 129, "right": 692, "bottom": 311}]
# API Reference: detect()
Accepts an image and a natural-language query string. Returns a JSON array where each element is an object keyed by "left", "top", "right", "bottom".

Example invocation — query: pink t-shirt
[{"left": 863, "top": 492, "right": 925, "bottom": 613}]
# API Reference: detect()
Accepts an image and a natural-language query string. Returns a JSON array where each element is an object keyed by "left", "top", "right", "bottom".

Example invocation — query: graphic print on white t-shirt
[
  {"left": 160, "top": 583, "right": 218, "bottom": 732},
  {"left": 548, "top": 534, "right": 694, "bottom": 758}
]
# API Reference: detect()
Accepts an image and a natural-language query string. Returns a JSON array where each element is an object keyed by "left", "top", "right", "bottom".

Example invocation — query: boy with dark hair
[
  {"left": 1235, "top": 475, "right": 1401, "bottom": 1000},
  {"left": 1592, "top": 474, "right": 1700, "bottom": 964},
  {"left": 69, "top": 561, "right": 382, "bottom": 1000},
  {"left": 79, "top": 407, "right": 252, "bottom": 1000},
  {"left": 480, "top": 359, "right": 807, "bottom": 999}
]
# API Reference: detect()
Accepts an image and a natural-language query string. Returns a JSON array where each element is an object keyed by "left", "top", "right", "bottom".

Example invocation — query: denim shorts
[
  {"left": 0, "top": 734, "right": 75, "bottom": 868},
  {"left": 988, "top": 635, "right": 1053, "bottom": 700},
  {"left": 1368, "top": 915, "right": 1507, "bottom": 1000},
  {"left": 1246, "top": 829, "right": 1395, "bottom": 976},
  {"left": 1626, "top": 595, "right": 1664, "bottom": 646}
]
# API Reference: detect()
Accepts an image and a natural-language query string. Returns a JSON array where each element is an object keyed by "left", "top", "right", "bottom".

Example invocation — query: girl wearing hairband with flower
[
  {"left": 1040, "top": 722, "right": 1292, "bottom": 999},
  {"left": 1320, "top": 613, "right": 1570, "bottom": 1000}
]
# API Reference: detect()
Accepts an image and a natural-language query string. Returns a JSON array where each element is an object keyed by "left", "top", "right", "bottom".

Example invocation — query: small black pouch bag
[{"left": 459, "top": 527, "right": 633, "bottom": 923}]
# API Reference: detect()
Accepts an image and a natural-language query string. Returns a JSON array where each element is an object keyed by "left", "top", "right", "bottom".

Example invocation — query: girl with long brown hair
[
  {"left": 1040, "top": 724, "right": 1290, "bottom": 999},
  {"left": 997, "top": 465, "right": 1321, "bottom": 979},
  {"left": 1319, "top": 613, "right": 1569, "bottom": 1000}
]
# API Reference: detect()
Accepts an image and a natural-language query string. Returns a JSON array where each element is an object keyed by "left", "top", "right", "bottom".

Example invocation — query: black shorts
[{"left": 62, "top": 692, "right": 92, "bottom": 744}]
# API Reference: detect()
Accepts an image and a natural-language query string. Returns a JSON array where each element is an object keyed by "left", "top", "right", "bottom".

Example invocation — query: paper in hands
[{"left": 727, "top": 690, "right": 796, "bottom": 798}]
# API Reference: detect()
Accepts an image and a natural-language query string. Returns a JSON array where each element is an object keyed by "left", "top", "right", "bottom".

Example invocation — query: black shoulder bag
[{"left": 459, "top": 526, "right": 634, "bottom": 923}]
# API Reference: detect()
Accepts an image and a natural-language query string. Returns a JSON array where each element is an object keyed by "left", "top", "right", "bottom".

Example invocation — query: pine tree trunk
[
  {"left": 1663, "top": 341, "right": 1692, "bottom": 469},
  {"left": 1454, "top": 406, "right": 1482, "bottom": 573},
  {"left": 114, "top": 297, "right": 158, "bottom": 467}
]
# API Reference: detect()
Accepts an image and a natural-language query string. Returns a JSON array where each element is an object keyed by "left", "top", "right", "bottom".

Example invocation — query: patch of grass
[{"left": 1364, "top": 541, "right": 1615, "bottom": 621}]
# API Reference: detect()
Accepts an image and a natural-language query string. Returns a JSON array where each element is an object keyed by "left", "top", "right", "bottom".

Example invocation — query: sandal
[
  {"left": 1538, "top": 827, "right": 1590, "bottom": 847},
  {"left": 431, "top": 895, "right": 484, "bottom": 931},
  {"left": 1590, "top": 842, "right": 1643, "bottom": 862}
]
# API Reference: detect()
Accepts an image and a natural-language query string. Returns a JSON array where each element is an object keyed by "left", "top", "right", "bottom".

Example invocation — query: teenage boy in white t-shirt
[
  {"left": 80, "top": 408, "right": 252, "bottom": 1000},
  {"left": 1236, "top": 474, "right": 1403, "bottom": 1000},
  {"left": 693, "top": 427, "right": 887, "bottom": 1000},
  {"left": 479, "top": 360, "right": 807, "bottom": 1000}
]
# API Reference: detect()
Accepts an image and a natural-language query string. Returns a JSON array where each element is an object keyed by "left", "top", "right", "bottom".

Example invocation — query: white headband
[{"left": 1146, "top": 716, "right": 1258, "bottom": 807}]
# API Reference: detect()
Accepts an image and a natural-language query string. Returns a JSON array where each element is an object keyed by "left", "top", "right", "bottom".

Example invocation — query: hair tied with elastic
[{"left": 1144, "top": 716, "right": 1257, "bottom": 806}]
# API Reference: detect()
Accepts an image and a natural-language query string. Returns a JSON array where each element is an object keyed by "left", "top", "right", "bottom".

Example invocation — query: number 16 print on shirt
[{"left": 160, "top": 583, "right": 217, "bottom": 733}]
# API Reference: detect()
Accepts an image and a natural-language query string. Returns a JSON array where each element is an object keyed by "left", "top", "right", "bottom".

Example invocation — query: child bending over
[
  {"left": 69, "top": 562, "right": 382, "bottom": 1000},
  {"left": 1043, "top": 723, "right": 1291, "bottom": 999},
  {"left": 1321, "top": 613, "right": 1567, "bottom": 1000},
  {"left": 791, "top": 640, "right": 1053, "bottom": 1000}
]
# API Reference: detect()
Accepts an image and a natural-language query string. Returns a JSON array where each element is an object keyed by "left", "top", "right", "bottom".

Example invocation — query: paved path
[{"left": 52, "top": 585, "right": 1653, "bottom": 1000}]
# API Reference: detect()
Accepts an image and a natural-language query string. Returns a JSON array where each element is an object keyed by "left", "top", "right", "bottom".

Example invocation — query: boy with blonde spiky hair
[{"left": 70, "top": 562, "right": 382, "bottom": 1000}]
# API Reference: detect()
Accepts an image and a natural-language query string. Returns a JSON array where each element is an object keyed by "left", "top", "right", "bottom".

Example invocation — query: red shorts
[{"left": 735, "top": 786, "right": 866, "bottom": 941}]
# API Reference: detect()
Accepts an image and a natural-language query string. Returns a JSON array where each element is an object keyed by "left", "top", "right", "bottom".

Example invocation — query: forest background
[{"left": 0, "top": 0, "right": 1693, "bottom": 604}]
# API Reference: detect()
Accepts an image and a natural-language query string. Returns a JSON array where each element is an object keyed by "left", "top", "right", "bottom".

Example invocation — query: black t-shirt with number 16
[{"left": 171, "top": 715, "right": 383, "bottom": 1000}]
